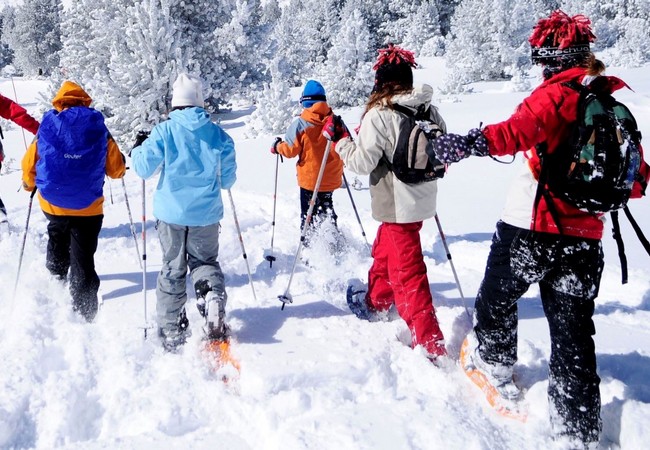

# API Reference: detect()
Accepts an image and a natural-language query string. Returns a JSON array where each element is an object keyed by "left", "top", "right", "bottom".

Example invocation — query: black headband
[
  {"left": 531, "top": 44, "right": 591, "bottom": 63},
  {"left": 300, "top": 94, "right": 326, "bottom": 103}
]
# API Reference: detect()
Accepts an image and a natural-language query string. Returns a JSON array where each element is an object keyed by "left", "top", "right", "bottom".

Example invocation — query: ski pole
[
  {"left": 278, "top": 140, "right": 332, "bottom": 310},
  {"left": 13, "top": 188, "right": 37, "bottom": 300},
  {"left": 10, "top": 77, "right": 29, "bottom": 152},
  {"left": 342, "top": 171, "right": 370, "bottom": 253},
  {"left": 108, "top": 178, "right": 114, "bottom": 204},
  {"left": 434, "top": 213, "right": 471, "bottom": 322},
  {"left": 265, "top": 140, "right": 282, "bottom": 268},
  {"left": 122, "top": 177, "right": 142, "bottom": 269},
  {"left": 227, "top": 189, "right": 258, "bottom": 302},
  {"left": 139, "top": 179, "right": 152, "bottom": 339}
]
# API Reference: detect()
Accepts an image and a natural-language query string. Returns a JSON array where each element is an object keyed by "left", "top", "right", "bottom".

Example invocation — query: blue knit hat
[{"left": 300, "top": 80, "right": 326, "bottom": 108}]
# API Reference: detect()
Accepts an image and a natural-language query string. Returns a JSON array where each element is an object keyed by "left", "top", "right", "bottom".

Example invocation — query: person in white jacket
[{"left": 323, "top": 44, "right": 447, "bottom": 361}]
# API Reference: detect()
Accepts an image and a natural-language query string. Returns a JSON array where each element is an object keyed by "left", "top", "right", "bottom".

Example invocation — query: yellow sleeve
[
  {"left": 21, "top": 140, "right": 38, "bottom": 190},
  {"left": 106, "top": 137, "right": 126, "bottom": 179}
]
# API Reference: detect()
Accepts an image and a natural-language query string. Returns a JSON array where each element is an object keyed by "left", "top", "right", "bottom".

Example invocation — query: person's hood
[
  {"left": 168, "top": 107, "right": 212, "bottom": 131},
  {"left": 390, "top": 84, "right": 434, "bottom": 111},
  {"left": 300, "top": 101, "right": 333, "bottom": 126},
  {"left": 52, "top": 81, "right": 92, "bottom": 111}
]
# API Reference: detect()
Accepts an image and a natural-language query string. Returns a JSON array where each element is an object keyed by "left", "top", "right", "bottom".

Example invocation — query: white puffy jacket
[{"left": 335, "top": 84, "right": 446, "bottom": 223}]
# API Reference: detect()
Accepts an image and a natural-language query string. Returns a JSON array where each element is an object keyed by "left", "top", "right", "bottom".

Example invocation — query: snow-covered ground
[{"left": 0, "top": 58, "right": 649, "bottom": 450}]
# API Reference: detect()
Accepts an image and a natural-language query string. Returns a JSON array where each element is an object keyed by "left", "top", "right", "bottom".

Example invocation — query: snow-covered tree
[
  {"left": 317, "top": 8, "right": 374, "bottom": 107},
  {"left": 442, "top": 0, "right": 547, "bottom": 92},
  {"left": 0, "top": 7, "right": 14, "bottom": 70},
  {"left": 245, "top": 56, "right": 296, "bottom": 137},
  {"left": 211, "top": 0, "right": 268, "bottom": 105},
  {"left": 8, "top": 0, "right": 62, "bottom": 76},
  {"left": 560, "top": 0, "right": 650, "bottom": 66},
  {"left": 105, "top": 0, "right": 190, "bottom": 139},
  {"left": 403, "top": 1, "right": 445, "bottom": 57},
  {"left": 271, "top": 0, "right": 343, "bottom": 86}
]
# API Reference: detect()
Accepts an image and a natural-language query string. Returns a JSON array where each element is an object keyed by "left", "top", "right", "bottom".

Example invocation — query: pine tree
[
  {"left": 245, "top": 56, "right": 296, "bottom": 137},
  {"left": 317, "top": 8, "right": 374, "bottom": 107},
  {"left": 8, "top": 0, "right": 62, "bottom": 76},
  {"left": 105, "top": 0, "right": 190, "bottom": 139},
  {"left": 443, "top": 0, "right": 547, "bottom": 92},
  {"left": 0, "top": 7, "right": 15, "bottom": 71}
]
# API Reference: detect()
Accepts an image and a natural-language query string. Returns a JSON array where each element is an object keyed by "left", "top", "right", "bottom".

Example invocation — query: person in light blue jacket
[{"left": 131, "top": 73, "right": 236, "bottom": 351}]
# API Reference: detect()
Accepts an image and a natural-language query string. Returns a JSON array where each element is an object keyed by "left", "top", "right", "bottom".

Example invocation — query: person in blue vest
[
  {"left": 21, "top": 81, "right": 126, "bottom": 321},
  {"left": 130, "top": 73, "right": 237, "bottom": 352}
]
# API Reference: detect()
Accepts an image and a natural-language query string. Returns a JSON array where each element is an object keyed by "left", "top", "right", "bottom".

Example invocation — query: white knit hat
[{"left": 171, "top": 73, "right": 204, "bottom": 108}]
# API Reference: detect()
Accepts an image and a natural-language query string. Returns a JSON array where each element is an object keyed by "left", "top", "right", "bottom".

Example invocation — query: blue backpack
[{"left": 36, "top": 107, "right": 108, "bottom": 209}]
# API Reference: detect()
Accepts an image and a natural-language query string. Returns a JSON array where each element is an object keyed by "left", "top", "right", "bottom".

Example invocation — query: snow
[{"left": 1, "top": 58, "right": 650, "bottom": 450}]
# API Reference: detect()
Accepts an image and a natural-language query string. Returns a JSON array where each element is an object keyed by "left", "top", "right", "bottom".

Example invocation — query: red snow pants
[{"left": 367, "top": 222, "right": 446, "bottom": 357}]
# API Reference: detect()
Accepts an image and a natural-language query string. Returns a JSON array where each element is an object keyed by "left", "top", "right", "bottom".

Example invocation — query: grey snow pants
[{"left": 156, "top": 220, "right": 226, "bottom": 333}]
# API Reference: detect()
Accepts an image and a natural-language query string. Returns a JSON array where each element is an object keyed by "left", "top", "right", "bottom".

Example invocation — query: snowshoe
[
  {"left": 346, "top": 282, "right": 376, "bottom": 321},
  {"left": 460, "top": 333, "right": 527, "bottom": 421}
]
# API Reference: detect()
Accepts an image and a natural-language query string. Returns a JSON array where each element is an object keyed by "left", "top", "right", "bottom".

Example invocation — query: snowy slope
[{"left": 0, "top": 60, "right": 649, "bottom": 450}]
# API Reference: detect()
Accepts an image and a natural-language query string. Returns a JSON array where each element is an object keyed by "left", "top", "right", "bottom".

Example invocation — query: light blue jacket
[{"left": 131, "top": 107, "right": 236, "bottom": 226}]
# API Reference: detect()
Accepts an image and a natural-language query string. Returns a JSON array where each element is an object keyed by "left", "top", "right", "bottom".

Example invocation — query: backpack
[
  {"left": 535, "top": 80, "right": 649, "bottom": 283},
  {"left": 540, "top": 80, "right": 643, "bottom": 215},
  {"left": 383, "top": 103, "right": 445, "bottom": 184}
]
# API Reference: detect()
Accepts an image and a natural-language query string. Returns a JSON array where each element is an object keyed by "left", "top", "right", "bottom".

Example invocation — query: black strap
[
  {"left": 533, "top": 143, "right": 564, "bottom": 234},
  {"left": 392, "top": 103, "right": 428, "bottom": 120},
  {"left": 623, "top": 206, "right": 650, "bottom": 256},
  {"left": 610, "top": 210, "right": 628, "bottom": 284}
]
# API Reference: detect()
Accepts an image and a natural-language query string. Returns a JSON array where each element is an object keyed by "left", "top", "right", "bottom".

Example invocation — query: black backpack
[
  {"left": 535, "top": 80, "right": 649, "bottom": 283},
  {"left": 383, "top": 103, "right": 445, "bottom": 184},
  {"left": 540, "top": 80, "right": 643, "bottom": 215}
]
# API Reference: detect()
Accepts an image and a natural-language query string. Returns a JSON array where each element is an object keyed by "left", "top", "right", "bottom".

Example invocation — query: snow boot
[
  {"left": 195, "top": 280, "right": 212, "bottom": 318},
  {"left": 460, "top": 332, "right": 520, "bottom": 400},
  {"left": 204, "top": 291, "right": 229, "bottom": 341},
  {"left": 159, "top": 308, "right": 191, "bottom": 352},
  {"left": 460, "top": 332, "right": 527, "bottom": 421}
]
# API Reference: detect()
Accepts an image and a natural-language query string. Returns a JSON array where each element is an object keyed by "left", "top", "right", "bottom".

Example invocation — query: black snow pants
[
  {"left": 44, "top": 212, "right": 103, "bottom": 322},
  {"left": 299, "top": 187, "right": 338, "bottom": 232},
  {"left": 474, "top": 220, "right": 604, "bottom": 446}
]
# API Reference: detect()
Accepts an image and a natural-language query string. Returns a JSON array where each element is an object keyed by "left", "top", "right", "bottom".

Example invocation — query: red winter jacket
[{"left": 483, "top": 67, "right": 650, "bottom": 239}]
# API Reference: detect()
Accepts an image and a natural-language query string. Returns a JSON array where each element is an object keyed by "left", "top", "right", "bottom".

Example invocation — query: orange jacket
[
  {"left": 276, "top": 102, "right": 343, "bottom": 192},
  {"left": 21, "top": 81, "right": 126, "bottom": 216}
]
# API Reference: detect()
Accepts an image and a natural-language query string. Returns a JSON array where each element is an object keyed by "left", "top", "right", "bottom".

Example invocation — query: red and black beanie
[
  {"left": 529, "top": 10, "right": 596, "bottom": 67},
  {"left": 373, "top": 44, "right": 417, "bottom": 91}
]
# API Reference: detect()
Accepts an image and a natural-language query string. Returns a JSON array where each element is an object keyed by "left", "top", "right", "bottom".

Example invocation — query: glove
[
  {"left": 322, "top": 115, "right": 350, "bottom": 142},
  {"left": 270, "top": 137, "right": 281, "bottom": 154},
  {"left": 22, "top": 181, "right": 34, "bottom": 192},
  {"left": 432, "top": 128, "right": 489, "bottom": 164}
]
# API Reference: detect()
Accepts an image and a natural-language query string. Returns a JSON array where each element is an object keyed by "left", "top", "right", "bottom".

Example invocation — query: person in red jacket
[
  {"left": 432, "top": 11, "right": 649, "bottom": 448},
  {"left": 0, "top": 93, "right": 40, "bottom": 221}
]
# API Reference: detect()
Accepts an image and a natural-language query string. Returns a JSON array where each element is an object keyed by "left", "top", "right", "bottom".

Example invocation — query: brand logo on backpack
[
  {"left": 384, "top": 104, "right": 445, "bottom": 184},
  {"left": 542, "top": 81, "right": 643, "bottom": 214}
]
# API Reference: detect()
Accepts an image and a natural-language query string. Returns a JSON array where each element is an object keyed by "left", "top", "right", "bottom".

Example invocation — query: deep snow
[{"left": 0, "top": 58, "right": 649, "bottom": 450}]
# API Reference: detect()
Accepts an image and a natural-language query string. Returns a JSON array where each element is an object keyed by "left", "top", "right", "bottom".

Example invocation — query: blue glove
[{"left": 433, "top": 128, "right": 489, "bottom": 164}]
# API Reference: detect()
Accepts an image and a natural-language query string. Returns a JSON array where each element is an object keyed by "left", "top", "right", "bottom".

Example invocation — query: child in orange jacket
[{"left": 271, "top": 80, "right": 344, "bottom": 247}]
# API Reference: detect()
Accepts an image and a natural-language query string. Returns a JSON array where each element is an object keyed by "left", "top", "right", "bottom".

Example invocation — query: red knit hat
[
  {"left": 373, "top": 44, "right": 417, "bottom": 91},
  {"left": 529, "top": 10, "right": 595, "bottom": 65}
]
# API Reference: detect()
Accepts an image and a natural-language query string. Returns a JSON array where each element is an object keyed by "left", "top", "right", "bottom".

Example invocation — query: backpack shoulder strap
[
  {"left": 532, "top": 142, "right": 565, "bottom": 234},
  {"left": 392, "top": 103, "right": 415, "bottom": 117},
  {"left": 392, "top": 103, "right": 431, "bottom": 120}
]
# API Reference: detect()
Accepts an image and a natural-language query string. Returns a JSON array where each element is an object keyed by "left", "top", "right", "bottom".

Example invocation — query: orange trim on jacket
[
  {"left": 21, "top": 81, "right": 126, "bottom": 216},
  {"left": 22, "top": 137, "right": 125, "bottom": 216},
  {"left": 276, "top": 102, "right": 343, "bottom": 192}
]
